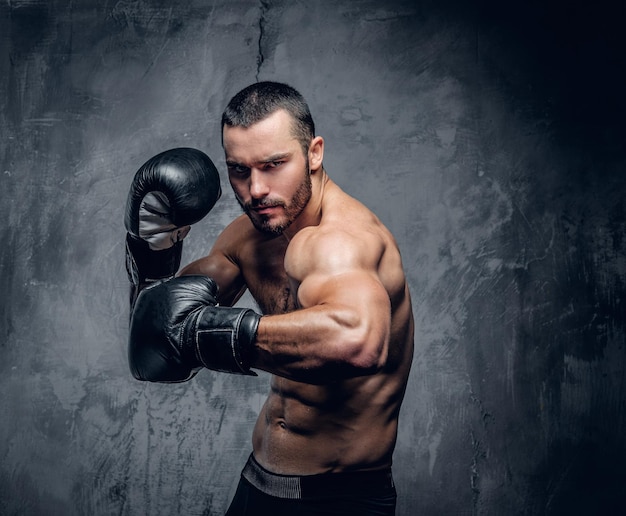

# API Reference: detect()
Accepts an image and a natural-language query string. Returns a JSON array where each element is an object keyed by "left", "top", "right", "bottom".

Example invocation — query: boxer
[{"left": 125, "top": 82, "right": 414, "bottom": 515}]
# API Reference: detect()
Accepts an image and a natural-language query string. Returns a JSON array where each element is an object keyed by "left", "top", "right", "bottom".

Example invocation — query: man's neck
[{"left": 283, "top": 169, "right": 329, "bottom": 241}]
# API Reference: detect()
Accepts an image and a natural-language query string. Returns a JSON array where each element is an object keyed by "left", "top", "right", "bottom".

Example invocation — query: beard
[{"left": 238, "top": 163, "right": 312, "bottom": 235}]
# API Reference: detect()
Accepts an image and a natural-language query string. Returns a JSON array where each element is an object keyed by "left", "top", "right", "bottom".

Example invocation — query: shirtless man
[{"left": 124, "top": 82, "right": 414, "bottom": 515}]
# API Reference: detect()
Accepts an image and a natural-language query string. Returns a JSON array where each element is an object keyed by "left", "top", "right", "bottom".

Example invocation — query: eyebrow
[
  {"left": 260, "top": 152, "right": 290, "bottom": 163},
  {"left": 226, "top": 152, "right": 291, "bottom": 167}
]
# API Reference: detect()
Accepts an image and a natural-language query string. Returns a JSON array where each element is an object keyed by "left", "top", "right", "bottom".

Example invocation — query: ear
[{"left": 308, "top": 136, "right": 324, "bottom": 172}]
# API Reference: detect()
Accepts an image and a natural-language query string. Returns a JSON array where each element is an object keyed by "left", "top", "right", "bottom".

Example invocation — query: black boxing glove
[
  {"left": 129, "top": 275, "right": 260, "bottom": 382},
  {"left": 124, "top": 148, "right": 221, "bottom": 306}
]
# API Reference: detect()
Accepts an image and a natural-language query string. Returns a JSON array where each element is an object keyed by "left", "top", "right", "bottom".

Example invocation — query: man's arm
[{"left": 252, "top": 228, "right": 391, "bottom": 384}]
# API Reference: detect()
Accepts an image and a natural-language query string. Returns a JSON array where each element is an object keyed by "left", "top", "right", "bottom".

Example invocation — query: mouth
[
  {"left": 252, "top": 206, "right": 280, "bottom": 215},
  {"left": 248, "top": 201, "right": 283, "bottom": 216}
]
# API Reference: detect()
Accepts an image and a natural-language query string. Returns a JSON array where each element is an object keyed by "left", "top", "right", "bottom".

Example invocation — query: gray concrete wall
[{"left": 1, "top": 1, "right": 625, "bottom": 514}]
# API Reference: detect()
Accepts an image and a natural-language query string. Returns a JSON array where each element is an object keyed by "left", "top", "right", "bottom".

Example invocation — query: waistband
[{"left": 241, "top": 454, "right": 395, "bottom": 500}]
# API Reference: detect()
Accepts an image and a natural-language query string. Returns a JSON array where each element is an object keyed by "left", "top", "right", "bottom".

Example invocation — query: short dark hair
[{"left": 221, "top": 82, "right": 315, "bottom": 155}]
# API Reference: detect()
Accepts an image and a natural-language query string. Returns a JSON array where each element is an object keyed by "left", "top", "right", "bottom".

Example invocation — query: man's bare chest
[
  {"left": 247, "top": 271, "right": 297, "bottom": 315},
  {"left": 239, "top": 242, "right": 299, "bottom": 315}
]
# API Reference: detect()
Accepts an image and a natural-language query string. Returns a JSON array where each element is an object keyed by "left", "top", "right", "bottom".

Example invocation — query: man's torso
[{"left": 226, "top": 183, "right": 414, "bottom": 475}]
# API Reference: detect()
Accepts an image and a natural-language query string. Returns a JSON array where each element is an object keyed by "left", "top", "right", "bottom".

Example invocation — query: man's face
[{"left": 223, "top": 109, "right": 312, "bottom": 235}]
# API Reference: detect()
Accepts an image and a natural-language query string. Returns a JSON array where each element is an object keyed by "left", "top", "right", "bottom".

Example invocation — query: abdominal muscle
[{"left": 251, "top": 373, "right": 400, "bottom": 475}]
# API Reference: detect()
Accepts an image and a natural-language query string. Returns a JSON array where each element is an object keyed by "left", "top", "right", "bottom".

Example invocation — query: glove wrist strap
[{"left": 193, "top": 307, "right": 260, "bottom": 376}]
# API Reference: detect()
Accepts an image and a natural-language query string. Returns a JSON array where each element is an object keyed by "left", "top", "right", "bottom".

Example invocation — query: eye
[
  {"left": 227, "top": 164, "right": 249, "bottom": 176},
  {"left": 265, "top": 160, "right": 284, "bottom": 170}
]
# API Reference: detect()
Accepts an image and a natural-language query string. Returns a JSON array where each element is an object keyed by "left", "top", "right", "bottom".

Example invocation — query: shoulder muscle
[
  {"left": 285, "top": 226, "right": 389, "bottom": 310},
  {"left": 286, "top": 226, "right": 382, "bottom": 280}
]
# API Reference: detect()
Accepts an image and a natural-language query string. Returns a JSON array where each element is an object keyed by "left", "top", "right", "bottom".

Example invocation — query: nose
[{"left": 249, "top": 168, "right": 269, "bottom": 200}]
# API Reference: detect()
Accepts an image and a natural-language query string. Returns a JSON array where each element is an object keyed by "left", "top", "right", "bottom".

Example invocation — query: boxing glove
[
  {"left": 129, "top": 275, "right": 260, "bottom": 382},
  {"left": 124, "top": 148, "right": 221, "bottom": 302}
]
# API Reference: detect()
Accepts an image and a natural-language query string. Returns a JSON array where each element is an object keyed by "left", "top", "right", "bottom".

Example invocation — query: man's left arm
[{"left": 251, "top": 228, "right": 391, "bottom": 383}]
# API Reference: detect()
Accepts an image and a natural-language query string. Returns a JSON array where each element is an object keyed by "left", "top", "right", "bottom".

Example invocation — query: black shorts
[{"left": 225, "top": 454, "right": 397, "bottom": 515}]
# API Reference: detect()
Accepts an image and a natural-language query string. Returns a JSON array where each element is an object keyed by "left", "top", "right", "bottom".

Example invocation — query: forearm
[{"left": 252, "top": 304, "right": 388, "bottom": 383}]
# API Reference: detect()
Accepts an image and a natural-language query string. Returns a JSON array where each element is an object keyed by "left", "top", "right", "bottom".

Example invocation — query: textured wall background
[{"left": 1, "top": 0, "right": 625, "bottom": 515}]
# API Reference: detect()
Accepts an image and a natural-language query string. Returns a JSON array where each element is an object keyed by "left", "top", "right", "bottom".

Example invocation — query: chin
[
  {"left": 258, "top": 222, "right": 290, "bottom": 236},
  {"left": 246, "top": 213, "right": 287, "bottom": 235}
]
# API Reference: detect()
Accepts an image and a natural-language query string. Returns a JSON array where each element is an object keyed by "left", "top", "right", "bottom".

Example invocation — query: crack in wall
[
  {"left": 467, "top": 379, "right": 493, "bottom": 514},
  {"left": 255, "top": 0, "right": 269, "bottom": 81},
  {"left": 469, "top": 429, "right": 483, "bottom": 515}
]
